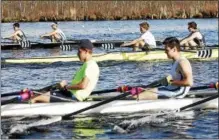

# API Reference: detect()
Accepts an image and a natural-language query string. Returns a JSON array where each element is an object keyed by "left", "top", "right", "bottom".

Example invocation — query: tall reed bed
[{"left": 1, "top": 1, "right": 218, "bottom": 22}]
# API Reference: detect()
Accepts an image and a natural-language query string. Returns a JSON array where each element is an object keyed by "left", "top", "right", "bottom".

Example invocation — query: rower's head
[
  {"left": 163, "top": 37, "right": 180, "bottom": 59},
  {"left": 13, "top": 22, "right": 20, "bottom": 30},
  {"left": 188, "top": 21, "right": 197, "bottom": 32},
  {"left": 51, "top": 22, "right": 58, "bottom": 30},
  {"left": 77, "top": 39, "right": 93, "bottom": 62},
  {"left": 139, "top": 22, "right": 149, "bottom": 33}
]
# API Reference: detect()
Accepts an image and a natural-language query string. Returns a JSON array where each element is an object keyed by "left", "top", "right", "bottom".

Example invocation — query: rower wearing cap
[
  {"left": 30, "top": 39, "right": 100, "bottom": 103},
  {"left": 40, "top": 22, "right": 66, "bottom": 42},
  {"left": 120, "top": 21, "right": 156, "bottom": 51},
  {"left": 118, "top": 37, "right": 193, "bottom": 99},
  {"left": 180, "top": 21, "right": 205, "bottom": 50},
  {"left": 3, "top": 22, "right": 27, "bottom": 42}
]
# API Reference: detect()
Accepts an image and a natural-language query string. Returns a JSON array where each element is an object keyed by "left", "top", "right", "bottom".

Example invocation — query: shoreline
[{"left": 2, "top": 17, "right": 218, "bottom": 23}]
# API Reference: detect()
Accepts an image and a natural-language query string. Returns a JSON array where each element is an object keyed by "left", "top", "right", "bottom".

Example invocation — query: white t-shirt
[
  {"left": 71, "top": 59, "right": 100, "bottom": 101},
  {"left": 140, "top": 31, "right": 156, "bottom": 47}
]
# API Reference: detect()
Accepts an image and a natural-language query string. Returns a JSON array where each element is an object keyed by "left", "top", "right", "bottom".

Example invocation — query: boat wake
[
  {"left": 9, "top": 116, "right": 62, "bottom": 134},
  {"left": 112, "top": 110, "right": 196, "bottom": 133}
]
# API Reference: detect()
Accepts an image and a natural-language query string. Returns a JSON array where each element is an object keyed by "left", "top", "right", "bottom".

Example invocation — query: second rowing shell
[{"left": 2, "top": 48, "right": 218, "bottom": 64}]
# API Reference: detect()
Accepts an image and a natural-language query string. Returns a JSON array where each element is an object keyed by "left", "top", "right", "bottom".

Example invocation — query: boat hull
[
  {"left": 2, "top": 48, "right": 218, "bottom": 64},
  {"left": 1, "top": 98, "right": 218, "bottom": 117}
]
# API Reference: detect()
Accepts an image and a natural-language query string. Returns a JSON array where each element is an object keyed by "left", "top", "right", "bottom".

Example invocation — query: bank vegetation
[{"left": 1, "top": 1, "right": 218, "bottom": 22}]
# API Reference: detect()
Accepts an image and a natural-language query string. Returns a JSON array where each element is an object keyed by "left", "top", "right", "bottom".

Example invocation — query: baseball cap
[
  {"left": 51, "top": 21, "right": 58, "bottom": 26},
  {"left": 79, "top": 39, "right": 93, "bottom": 50}
]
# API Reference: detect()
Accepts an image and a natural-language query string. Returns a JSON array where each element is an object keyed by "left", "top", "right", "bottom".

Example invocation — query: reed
[{"left": 1, "top": 1, "right": 218, "bottom": 22}]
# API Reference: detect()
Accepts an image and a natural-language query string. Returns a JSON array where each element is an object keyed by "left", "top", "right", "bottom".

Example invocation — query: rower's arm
[
  {"left": 40, "top": 31, "right": 56, "bottom": 37},
  {"left": 180, "top": 33, "right": 196, "bottom": 45},
  {"left": 4, "top": 31, "right": 19, "bottom": 39},
  {"left": 171, "top": 60, "right": 193, "bottom": 87},
  {"left": 121, "top": 38, "right": 143, "bottom": 47},
  {"left": 66, "top": 77, "right": 89, "bottom": 90}
]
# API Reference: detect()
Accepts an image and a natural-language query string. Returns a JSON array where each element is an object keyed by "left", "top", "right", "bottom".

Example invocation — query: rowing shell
[
  {"left": 1, "top": 97, "right": 218, "bottom": 117},
  {"left": 2, "top": 48, "right": 218, "bottom": 64},
  {"left": 1, "top": 40, "right": 162, "bottom": 50}
]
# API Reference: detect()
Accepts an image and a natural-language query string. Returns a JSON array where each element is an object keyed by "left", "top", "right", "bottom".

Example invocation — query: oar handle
[{"left": 191, "top": 82, "right": 218, "bottom": 90}]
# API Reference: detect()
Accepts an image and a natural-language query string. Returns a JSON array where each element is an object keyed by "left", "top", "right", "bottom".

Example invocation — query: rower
[
  {"left": 3, "top": 22, "right": 27, "bottom": 42},
  {"left": 118, "top": 37, "right": 193, "bottom": 99},
  {"left": 120, "top": 21, "right": 156, "bottom": 51},
  {"left": 30, "top": 39, "right": 100, "bottom": 103},
  {"left": 40, "top": 22, "right": 66, "bottom": 43},
  {"left": 180, "top": 21, "right": 205, "bottom": 50}
]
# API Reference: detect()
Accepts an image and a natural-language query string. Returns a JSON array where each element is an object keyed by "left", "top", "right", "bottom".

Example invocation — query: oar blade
[
  {"left": 19, "top": 40, "right": 31, "bottom": 48},
  {"left": 197, "top": 49, "right": 212, "bottom": 58}
]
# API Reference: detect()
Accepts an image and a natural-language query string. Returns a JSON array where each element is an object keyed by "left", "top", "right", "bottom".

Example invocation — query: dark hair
[
  {"left": 188, "top": 21, "right": 197, "bottom": 29},
  {"left": 139, "top": 22, "right": 149, "bottom": 30},
  {"left": 163, "top": 37, "right": 180, "bottom": 51},
  {"left": 79, "top": 39, "right": 93, "bottom": 54},
  {"left": 13, "top": 22, "right": 20, "bottom": 28}
]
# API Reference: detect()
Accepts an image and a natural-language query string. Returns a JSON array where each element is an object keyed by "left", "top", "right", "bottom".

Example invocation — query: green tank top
[{"left": 69, "top": 62, "right": 87, "bottom": 95}]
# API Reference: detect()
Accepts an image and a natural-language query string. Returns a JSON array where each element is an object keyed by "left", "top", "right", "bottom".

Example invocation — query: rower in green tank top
[{"left": 30, "top": 39, "right": 100, "bottom": 103}]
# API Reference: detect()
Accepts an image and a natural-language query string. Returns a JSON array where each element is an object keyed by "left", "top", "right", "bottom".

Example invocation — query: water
[{"left": 1, "top": 19, "right": 218, "bottom": 139}]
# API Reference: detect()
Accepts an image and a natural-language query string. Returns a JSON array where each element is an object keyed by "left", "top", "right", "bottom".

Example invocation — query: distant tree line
[{"left": 1, "top": 1, "right": 218, "bottom": 22}]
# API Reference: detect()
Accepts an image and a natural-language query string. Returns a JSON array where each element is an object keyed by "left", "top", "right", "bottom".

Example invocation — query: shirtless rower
[
  {"left": 120, "top": 21, "right": 156, "bottom": 51},
  {"left": 118, "top": 37, "right": 193, "bottom": 99}
]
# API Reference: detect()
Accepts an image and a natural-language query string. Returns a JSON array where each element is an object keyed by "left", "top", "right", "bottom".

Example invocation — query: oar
[
  {"left": 153, "top": 47, "right": 214, "bottom": 58},
  {"left": 179, "top": 94, "right": 218, "bottom": 111},
  {"left": 1, "top": 83, "right": 58, "bottom": 105},
  {"left": 190, "top": 82, "right": 218, "bottom": 90},
  {"left": 91, "top": 82, "right": 218, "bottom": 95},
  {"left": 9, "top": 80, "right": 161, "bottom": 134}
]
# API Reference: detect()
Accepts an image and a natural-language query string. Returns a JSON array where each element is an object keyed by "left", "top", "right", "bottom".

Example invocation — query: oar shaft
[
  {"left": 1, "top": 83, "right": 58, "bottom": 97},
  {"left": 179, "top": 94, "right": 218, "bottom": 111},
  {"left": 1, "top": 97, "right": 18, "bottom": 105}
]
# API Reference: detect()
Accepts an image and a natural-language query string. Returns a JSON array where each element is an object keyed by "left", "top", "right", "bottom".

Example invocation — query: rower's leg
[
  {"left": 133, "top": 41, "right": 145, "bottom": 51},
  {"left": 188, "top": 40, "right": 197, "bottom": 49},
  {"left": 53, "top": 34, "right": 61, "bottom": 42},
  {"left": 132, "top": 88, "right": 158, "bottom": 100},
  {"left": 51, "top": 35, "right": 58, "bottom": 43},
  {"left": 138, "top": 41, "right": 145, "bottom": 47},
  {"left": 30, "top": 91, "right": 50, "bottom": 103},
  {"left": 12, "top": 36, "right": 20, "bottom": 43}
]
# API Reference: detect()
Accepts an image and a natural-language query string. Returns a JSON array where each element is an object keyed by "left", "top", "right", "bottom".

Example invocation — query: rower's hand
[
  {"left": 129, "top": 87, "right": 144, "bottom": 96},
  {"left": 159, "top": 75, "right": 173, "bottom": 86},
  {"left": 215, "top": 82, "right": 218, "bottom": 89},
  {"left": 117, "top": 85, "right": 132, "bottom": 93},
  {"left": 60, "top": 80, "right": 68, "bottom": 88},
  {"left": 120, "top": 43, "right": 125, "bottom": 47}
]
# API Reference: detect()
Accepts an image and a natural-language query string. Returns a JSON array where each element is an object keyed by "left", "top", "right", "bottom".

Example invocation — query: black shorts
[{"left": 50, "top": 90, "right": 78, "bottom": 102}]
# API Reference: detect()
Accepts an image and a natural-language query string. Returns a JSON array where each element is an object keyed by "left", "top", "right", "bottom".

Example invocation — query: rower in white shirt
[
  {"left": 120, "top": 21, "right": 156, "bottom": 51},
  {"left": 40, "top": 22, "right": 66, "bottom": 43}
]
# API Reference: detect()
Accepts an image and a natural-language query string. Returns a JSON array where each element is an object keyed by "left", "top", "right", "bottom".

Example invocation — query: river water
[{"left": 1, "top": 19, "right": 218, "bottom": 139}]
